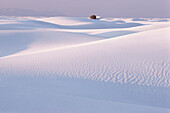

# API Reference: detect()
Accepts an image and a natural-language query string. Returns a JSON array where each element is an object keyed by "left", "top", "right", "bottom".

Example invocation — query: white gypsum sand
[{"left": 0, "top": 17, "right": 169, "bottom": 113}]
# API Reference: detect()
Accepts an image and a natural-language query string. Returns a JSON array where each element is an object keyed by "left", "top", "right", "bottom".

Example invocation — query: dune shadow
[
  {"left": 92, "top": 31, "right": 136, "bottom": 38},
  {"left": 151, "top": 19, "right": 169, "bottom": 22},
  {"left": 0, "top": 24, "right": 36, "bottom": 30},
  {"left": 0, "top": 32, "right": 35, "bottom": 57},
  {"left": 132, "top": 18, "right": 148, "bottom": 22},
  {"left": 62, "top": 21, "right": 144, "bottom": 29},
  {"left": 132, "top": 18, "right": 169, "bottom": 22}
]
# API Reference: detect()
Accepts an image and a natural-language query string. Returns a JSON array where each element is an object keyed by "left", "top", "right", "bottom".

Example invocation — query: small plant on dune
[{"left": 90, "top": 15, "right": 96, "bottom": 19}]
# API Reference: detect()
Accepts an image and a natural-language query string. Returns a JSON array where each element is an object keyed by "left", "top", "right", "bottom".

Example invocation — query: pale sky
[{"left": 0, "top": 0, "right": 169, "bottom": 17}]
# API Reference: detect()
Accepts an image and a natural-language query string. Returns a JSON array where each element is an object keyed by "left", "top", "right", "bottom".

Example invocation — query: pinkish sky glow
[{"left": 0, "top": 0, "right": 169, "bottom": 17}]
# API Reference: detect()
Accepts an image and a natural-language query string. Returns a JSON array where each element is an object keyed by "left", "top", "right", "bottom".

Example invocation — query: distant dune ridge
[{"left": 0, "top": 17, "right": 170, "bottom": 113}]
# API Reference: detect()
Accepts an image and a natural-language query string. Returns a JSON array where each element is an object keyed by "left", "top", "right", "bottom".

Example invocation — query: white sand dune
[{"left": 0, "top": 17, "right": 169, "bottom": 113}]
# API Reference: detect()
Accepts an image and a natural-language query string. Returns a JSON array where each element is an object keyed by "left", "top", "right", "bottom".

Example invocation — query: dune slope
[{"left": 0, "top": 17, "right": 169, "bottom": 113}]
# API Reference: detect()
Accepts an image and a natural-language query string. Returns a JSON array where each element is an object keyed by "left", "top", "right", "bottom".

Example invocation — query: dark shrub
[{"left": 90, "top": 15, "right": 96, "bottom": 19}]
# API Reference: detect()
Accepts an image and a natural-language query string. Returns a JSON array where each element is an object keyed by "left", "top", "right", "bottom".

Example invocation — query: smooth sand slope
[{"left": 0, "top": 17, "right": 170, "bottom": 113}]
